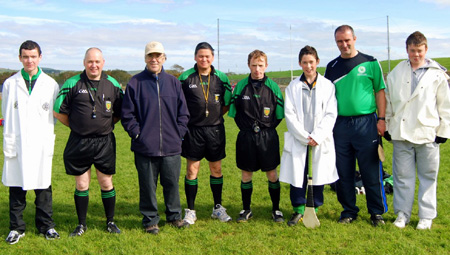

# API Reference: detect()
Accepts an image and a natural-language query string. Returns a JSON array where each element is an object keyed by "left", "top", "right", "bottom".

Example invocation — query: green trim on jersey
[
  {"left": 178, "top": 68, "right": 196, "bottom": 81},
  {"left": 53, "top": 73, "right": 81, "bottom": 113},
  {"left": 214, "top": 69, "right": 232, "bottom": 106},
  {"left": 179, "top": 66, "right": 232, "bottom": 106},
  {"left": 106, "top": 75, "right": 124, "bottom": 94},
  {"left": 334, "top": 61, "right": 385, "bottom": 116},
  {"left": 229, "top": 76, "right": 284, "bottom": 119},
  {"left": 53, "top": 74, "right": 123, "bottom": 113}
]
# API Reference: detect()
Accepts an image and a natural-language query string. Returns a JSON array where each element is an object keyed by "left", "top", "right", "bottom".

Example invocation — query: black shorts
[
  {"left": 63, "top": 132, "right": 116, "bottom": 176},
  {"left": 236, "top": 128, "right": 280, "bottom": 172},
  {"left": 181, "top": 124, "right": 226, "bottom": 162}
]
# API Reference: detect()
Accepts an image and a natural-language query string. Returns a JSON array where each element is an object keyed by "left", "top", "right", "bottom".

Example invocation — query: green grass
[
  {"left": 1, "top": 111, "right": 450, "bottom": 254},
  {"left": 228, "top": 58, "right": 450, "bottom": 83}
]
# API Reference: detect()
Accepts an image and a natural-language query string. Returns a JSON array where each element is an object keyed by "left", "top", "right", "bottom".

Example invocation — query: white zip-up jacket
[
  {"left": 386, "top": 59, "right": 450, "bottom": 144},
  {"left": 280, "top": 74, "right": 339, "bottom": 188},
  {"left": 2, "top": 71, "right": 59, "bottom": 190}
]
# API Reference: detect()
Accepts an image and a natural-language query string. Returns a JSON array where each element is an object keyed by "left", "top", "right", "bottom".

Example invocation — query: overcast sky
[{"left": 1, "top": 0, "right": 450, "bottom": 73}]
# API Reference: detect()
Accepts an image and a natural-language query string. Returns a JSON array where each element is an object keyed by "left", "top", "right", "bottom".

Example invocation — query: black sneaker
[
  {"left": 167, "top": 219, "right": 189, "bottom": 229},
  {"left": 69, "top": 224, "right": 87, "bottom": 237},
  {"left": 5, "top": 230, "right": 25, "bottom": 245},
  {"left": 44, "top": 228, "right": 60, "bottom": 240},
  {"left": 338, "top": 217, "right": 355, "bottom": 224},
  {"left": 370, "top": 214, "right": 385, "bottom": 227},
  {"left": 107, "top": 222, "right": 121, "bottom": 234},
  {"left": 287, "top": 213, "right": 303, "bottom": 226},
  {"left": 145, "top": 224, "right": 159, "bottom": 235},
  {"left": 236, "top": 210, "right": 253, "bottom": 223},
  {"left": 272, "top": 210, "right": 285, "bottom": 223}
]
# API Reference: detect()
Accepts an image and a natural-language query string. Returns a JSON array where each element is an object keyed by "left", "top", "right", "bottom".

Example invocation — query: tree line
[{"left": 0, "top": 64, "right": 186, "bottom": 89}]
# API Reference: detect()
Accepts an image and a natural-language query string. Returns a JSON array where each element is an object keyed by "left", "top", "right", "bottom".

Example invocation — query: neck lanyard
[
  {"left": 198, "top": 73, "right": 210, "bottom": 117},
  {"left": 85, "top": 79, "right": 97, "bottom": 119}
]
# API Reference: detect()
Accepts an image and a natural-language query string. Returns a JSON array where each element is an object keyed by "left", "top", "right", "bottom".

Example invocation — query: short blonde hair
[{"left": 248, "top": 50, "right": 267, "bottom": 65}]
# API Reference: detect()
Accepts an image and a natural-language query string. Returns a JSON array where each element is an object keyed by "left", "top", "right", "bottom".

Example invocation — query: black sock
[
  {"left": 268, "top": 179, "right": 281, "bottom": 211},
  {"left": 185, "top": 177, "right": 198, "bottom": 210},
  {"left": 210, "top": 175, "right": 223, "bottom": 207},
  {"left": 74, "top": 189, "right": 89, "bottom": 226},
  {"left": 101, "top": 188, "right": 116, "bottom": 223},
  {"left": 241, "top": 181, "right": 253, "bottom": 210}
]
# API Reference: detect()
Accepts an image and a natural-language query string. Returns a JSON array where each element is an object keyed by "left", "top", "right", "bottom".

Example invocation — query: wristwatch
[{"left": 377, "top": 117, "right": 385, "bottom": 121}]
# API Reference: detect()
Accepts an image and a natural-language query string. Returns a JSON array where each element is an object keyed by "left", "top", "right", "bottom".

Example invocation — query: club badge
[
  {"left": 105, "top": 100, "right": 112, "bottom": 112},
  {"left": 42, "top": 102, "right": 50, "bottom": 111},
  {"left": 215, "top": 94, "right": 220, "bottom": 103},
  {"left": 264, "top": 107, "right": 270, "bottom": 118}
]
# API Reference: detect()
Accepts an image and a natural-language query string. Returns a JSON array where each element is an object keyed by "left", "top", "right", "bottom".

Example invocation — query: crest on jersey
[
  {"left": 215, "top": 94, "right": 220, "bottom": 103},
  {"left": 358, "top": 66, "right": 367, "bottom": 75},
  {"left": 264, "top": 107, "right": 270, "bottom": 118},
  {"left": 106, "top": 100, "right": 112, "bottom": 112}
]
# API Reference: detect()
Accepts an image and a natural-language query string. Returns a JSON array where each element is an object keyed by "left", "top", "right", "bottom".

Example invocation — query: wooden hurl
[{"left": 303, "top": 146, "right": 320, "bottom": 229}]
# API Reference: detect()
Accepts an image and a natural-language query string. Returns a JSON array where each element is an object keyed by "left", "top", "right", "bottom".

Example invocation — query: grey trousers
[
  {"left": 392, "top": 140, "right": 439, "bottom": 219},
  {"left": 134, "top": 153, "right": 182, "bottom": 227}
]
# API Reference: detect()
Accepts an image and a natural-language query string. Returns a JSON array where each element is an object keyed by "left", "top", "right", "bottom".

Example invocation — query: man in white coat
[
  {"left": 280, "top": 45, "right": 339, "bottom": 226},
  {"left": 385, "top": 31, "right": 450, "bottom": 230},
  {"left": 2, "top": 40, "right": 60, "bottom": 244}
]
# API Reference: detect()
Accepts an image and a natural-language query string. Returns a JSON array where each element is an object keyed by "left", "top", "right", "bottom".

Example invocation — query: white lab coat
[
  {"left": 280, "top": 74, "right": 339, "bottom": 188},
  {"left": 2, "top": 71, "right": 59, "bottom": 190},
  {"left": 386, "top": 60, "right": 450, "bottom": 143}
]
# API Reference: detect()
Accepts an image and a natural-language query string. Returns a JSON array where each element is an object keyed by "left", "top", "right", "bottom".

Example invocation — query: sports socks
[
  {"left": 241, "top": 180, "right": 253, "bottom": 210},
  {"left": 268, "top": 179, "right": 281, "bottom": 211},
  {"left": 101, "top": 188, "right": 116, "bottom": 223},
  {"left": 210, "top": 175, "right": 223, "bottom": 206},
  {"left": 185, "top": 177, "right": 198, "bottom": 210},
  {"left": 293, "top": 204, "right": 306, "bottom": 215},
  {"left": 74, "top": 189, "right": 89, "bottom": 226}
]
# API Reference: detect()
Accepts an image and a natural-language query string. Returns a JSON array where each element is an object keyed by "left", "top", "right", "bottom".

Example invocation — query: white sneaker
[
  {"left": 211, "top": 204, "right": 232, "bottom": 222},
  {"left": 416, "top": 219, "right": 432, "bottom": 230},
  {"left": 5, "top": 230, "right": 25, "bottom": 245},
  {"left": 393, "top": 211, "right": 410, "bottom": 228},
  {"left": 183, "top": 209, "right": 197, "bottom": 225}
]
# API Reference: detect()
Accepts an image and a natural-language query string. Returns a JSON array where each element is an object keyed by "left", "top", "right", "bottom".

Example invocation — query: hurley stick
[{"left": 303, "top": 145, "right": 320, "bottom": 229}]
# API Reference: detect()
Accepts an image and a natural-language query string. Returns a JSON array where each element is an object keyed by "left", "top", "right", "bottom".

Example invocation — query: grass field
[
  {"left": 228, "top": 58, "right": 450, "bottom": 83},
  {"left": 0, "top": 113, "right": 449, "bottom": 255}
]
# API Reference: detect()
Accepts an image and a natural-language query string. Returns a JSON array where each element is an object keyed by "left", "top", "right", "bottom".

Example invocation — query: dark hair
[
  {"left": 406, "top": 31, "right": 427, "bottom": 48},
  {"left": 19, "top": 40, "right": 42, "bottom": 56},
  {"left": 299, "top": 45, "right": 319, "bottom": 62},
  {"left": 334, "top": 24, "right": 355, "bottom": 37},
  {"left": 195, "top": 42, "right": 214, "bottom": 56}
]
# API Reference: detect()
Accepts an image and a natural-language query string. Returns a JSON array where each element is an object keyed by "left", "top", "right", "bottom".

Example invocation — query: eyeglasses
[{"left": 146, "top": 54, "right": 165, "bottom": 61}]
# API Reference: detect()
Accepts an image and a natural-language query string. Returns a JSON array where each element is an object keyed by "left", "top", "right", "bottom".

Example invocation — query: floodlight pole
[
  {"left": 290, "top": 25, "right": 293, "bottom": 81},
  {"left": 387, "top": 15, "right": 391, "bottom": 73},
  {"left": 217, "top": 18, "right": 220, "bottom": 70}
]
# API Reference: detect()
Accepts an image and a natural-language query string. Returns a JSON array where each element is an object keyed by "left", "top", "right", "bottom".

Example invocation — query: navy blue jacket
[{"left": 121, "top": 67, "right": 189, "bottom": 157}]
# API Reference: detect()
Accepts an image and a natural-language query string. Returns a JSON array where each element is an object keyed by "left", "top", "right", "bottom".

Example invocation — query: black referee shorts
[
  {"left": 63, "top": 132, "right": 116, "bottom": 176},
  {"left": 181, "top": 124, "right": 226, "bottom": 162},
  {"left": 236, "top": 128, "right": 280, "bottom": 172}
]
